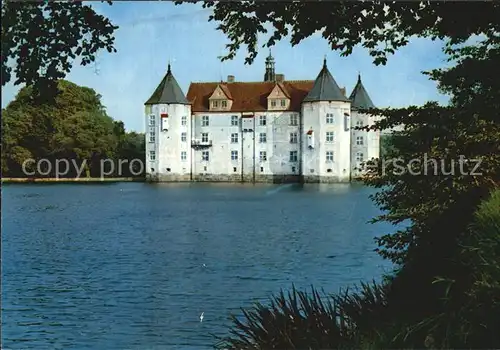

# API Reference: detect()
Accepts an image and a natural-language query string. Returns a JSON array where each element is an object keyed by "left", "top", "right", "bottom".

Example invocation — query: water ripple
[{"left": 2, "top": 182, "right": 394, "bottom": 349}]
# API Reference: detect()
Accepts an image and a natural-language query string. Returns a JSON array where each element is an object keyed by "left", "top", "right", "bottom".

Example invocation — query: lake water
[{"left": 2, "top": 182, "right": 394, "bottom": 349}]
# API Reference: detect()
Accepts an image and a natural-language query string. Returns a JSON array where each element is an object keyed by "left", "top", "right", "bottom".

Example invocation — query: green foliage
[
  {"left": 1, "top": 1, "right": 117, "bottom": 100},
  {"left": 216, "top": 282, "right": 389, "bottom": 350},
  {"left": 1, "top": 80, "right": 144, "bottom": 178},
  {"left": 175, "top": 2, "right": 500, "bottom": 66}
]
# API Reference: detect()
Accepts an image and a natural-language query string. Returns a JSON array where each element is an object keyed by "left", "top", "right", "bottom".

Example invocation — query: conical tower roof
[
  {"left": 145, "top": 64, "right": 189, "bottom": 105},
  {"left": 303, "top": 58, "right": 349, "bottom": 102},
  {"left": 349, "top": 74, "right": 375, "bottom": 109}
]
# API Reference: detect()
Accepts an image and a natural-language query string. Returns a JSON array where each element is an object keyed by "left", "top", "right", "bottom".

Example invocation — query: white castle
[{"left": 144, "top": 53, "right": 380, "bottom": 183}]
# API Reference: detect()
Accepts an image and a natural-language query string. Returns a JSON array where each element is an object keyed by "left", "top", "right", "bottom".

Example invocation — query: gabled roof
[
  {"left": 144, "top": 64, "right": 189, "bottom": 105},
  {"left": 349, "top": 74, "right": 375, "bottom": 109},
  {"left": 187, "top": 81, "right": 315, "bottom": 112},
  {"left": 275, "top": 82, "right": 291, "bottom": 98},
  {"left": 303, "top": 59, "right": 350, "bottom": 102},
  {"left": 217, "top": 84, "right": 233, "bottom": 100}
]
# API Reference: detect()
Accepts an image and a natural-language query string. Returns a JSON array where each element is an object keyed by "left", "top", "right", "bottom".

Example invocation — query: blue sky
[{"left": 2, "top": 2, "right": 451, "bottom": 132}]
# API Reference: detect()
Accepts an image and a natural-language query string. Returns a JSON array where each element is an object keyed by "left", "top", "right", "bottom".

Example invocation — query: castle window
[
  {"left": 259, "top": 133, "right": 267, "bottom": 143},
  {"left": 289, "top": 151, "right": 298, "bottom": 162},
  {"left": 181, "top": 116, "right": 187, "bottom": 126},
  {"left": 149, "top": 115, "right": 155, "bottom": 126},
  {"left": 259, "top": 115, "right": 266, "bottom": 126},
  {"left": 149, "top": 126, "right": 155, "bottom": 143},
  {"left": 355, "top": 120, "right": 364, "bottom": 128},
  {"left": 326, "top": 113, "right": 335, "bottom": 124},
  {"left": 326, "top": 151, "right": 334, "bottom": 162},
  {"left": 202, "top": 151, "right": 210, "bottom": 161},
  {"left": 231, "top": 150, "right": 238, "bottom": 160},
  {"left": 231, "top": 133, "right": 238, "bottom": 143},
  {"left": 202, "top": 115, "right": 209, "bottom": 126},
  {"left": 181, "top": 132, "right": 187, "bottom": 142},
  {"left": 149, "top": 151, "right": 156, "bottom": 161},
  {"left": 181, "top": 151, "right": 187, "bottom": 161},
  {"left": 290, "top": 132, "right": 298, "bottom": 144},
  {"left": 280, "top": 99, "right": 286, "bottom": 107},
  {"left": 356, "top": 152, "right": 364, "bottom": 162},
  {"left": 356, "top": 136, "right": 364, "bottom": 145},
  {"left": 326, "top": 132, "right": 334, "bottom": 143},
  {"left": 260, "top": 151, "right": 267, "bottom": 162},
  {"left": 221, "top": 100, "right": 228, "bottom": 108},
  {"left": 231, "top": 115, "right": 239, "bottom": 126},
  {"left": 201, "top": 133, "right": 209, "bottom": 143},
  {"left": 292, "top": 166, "right": 296, "bottom": 173},
  {"left": 290, "top": 114, "right": 298, "bottom": 126}
]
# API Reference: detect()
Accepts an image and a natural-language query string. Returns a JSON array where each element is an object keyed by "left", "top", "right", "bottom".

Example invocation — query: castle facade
[{"left": 144, "top": 53, "right": 380, "bottom": 183}]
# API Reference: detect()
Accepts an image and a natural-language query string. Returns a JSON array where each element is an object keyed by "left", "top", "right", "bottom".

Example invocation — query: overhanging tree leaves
[
  {"left": 1, "top": 1, "right": 118, "bottom": 99},
  {"left": 174, "top": 1, "right": 500, "bottom": 66}
]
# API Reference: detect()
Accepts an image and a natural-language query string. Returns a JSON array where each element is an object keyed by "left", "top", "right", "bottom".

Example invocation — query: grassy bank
[{"left": 1, "top": 177, "right": 144, "bottom": 183}]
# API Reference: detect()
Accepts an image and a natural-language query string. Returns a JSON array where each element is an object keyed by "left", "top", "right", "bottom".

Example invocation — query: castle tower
[
  {"left": 144, "top": 64, "right": 191, "bottom": 181},
  {"left": 301, "top": 58, "right": 352, "bottom": 182},
  {"left": 349, "top": 73, "right": 379, "bottom": 178},
  {"left": 264, "top": 50, "right": 276, "bottom": 82}
]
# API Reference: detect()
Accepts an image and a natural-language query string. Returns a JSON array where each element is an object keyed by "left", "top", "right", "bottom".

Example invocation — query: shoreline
[{"left": 2, "top": 177, "right": 144, "bottom": 183}]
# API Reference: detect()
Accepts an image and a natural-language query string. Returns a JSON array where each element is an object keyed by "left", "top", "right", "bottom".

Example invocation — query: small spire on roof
[
  {"left": 323, "top": 55, "right": 327, "bottom": 68},
  {"left": 167, "top": 60, "right": 171, "bottom": 74},
  {"left": 357, "top": 71, "right": 361, "bottom": 82}
]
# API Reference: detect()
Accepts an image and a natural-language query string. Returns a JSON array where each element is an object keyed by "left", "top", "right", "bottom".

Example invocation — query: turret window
[
  {"left": 326, "top": 132, "right": 334, "bottom": 143},
  {"left": 355, "top": 120, "right": 364, "bottom": 128},
  {"left": 181, "top": 116, "right": 187, "bottom": 126},
  {"left": 181, "top": 151, "right": 187, "bottom": 161},
  {"left": 326, "top": 113, "right": 335, "bottom": 124},
  {"left": 149, "top": 115, "right": 155, "bottom": 126},
  {"left": 181, "top": 132, "right": 187, "bottom": 142},
  {"left": 356, "top": 136, "right": 364, "bottom": 145},
  {"left": 231, "top": 133, "right": 238, "bottom": 143},
  {"left": 150, "top": 151, "right": 156, "bottom": 161},
  {"left": 231, "top": 150, "right": 238, "bottom": 160},
  {"left": 356, "top": 152, "right": 364, "bottom": 162},
  {"left": 326, "top": 151, "right": 334, "bottom": 162},
  {"left": 202, "top": 133, "right": 209, "bottom": 143}
]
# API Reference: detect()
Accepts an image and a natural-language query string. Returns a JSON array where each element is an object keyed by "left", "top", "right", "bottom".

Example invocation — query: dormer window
[
  {"left": 281, "top": 99, "right": 286, "bottom": 107},
  {"left": 209, "top": 85, "right": 233, "bottom": 111},
  {"left": 271, "top": 100, "right": 277, "bottom": 107}
]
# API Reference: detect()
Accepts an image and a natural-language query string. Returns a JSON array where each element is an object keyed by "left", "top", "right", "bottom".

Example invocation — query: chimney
[
  {"left": 227, "top": 75, "right": 235, "bottom": 83},
  {"left": 276, "top": 74, "right": 285, "bottom": 82}
]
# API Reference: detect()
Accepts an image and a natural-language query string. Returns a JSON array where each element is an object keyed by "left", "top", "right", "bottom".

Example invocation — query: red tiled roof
[
  {"left": 187, "top": 81, "right": 334, "bottom": 113},
  {"left": 218, "top": 84, "right": 233, "bottom": 100}
]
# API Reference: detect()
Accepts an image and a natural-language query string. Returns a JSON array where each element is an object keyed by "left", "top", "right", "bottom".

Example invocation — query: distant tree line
[{"left": 1, "top": 80, "right": 145, "bottom": 178}]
